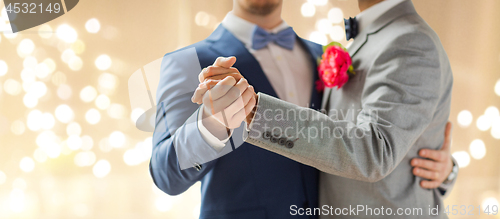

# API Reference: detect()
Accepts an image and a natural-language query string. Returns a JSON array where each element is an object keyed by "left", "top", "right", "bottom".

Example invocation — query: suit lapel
[
  {"left": 324, "top": 0, "right": 418, "bottom": 110},
  {"left": 208, "top": 25, "right": 278, "bottom": 98},
  {"left": 297, "top": 37, "right": 323, "bottom": 110}
]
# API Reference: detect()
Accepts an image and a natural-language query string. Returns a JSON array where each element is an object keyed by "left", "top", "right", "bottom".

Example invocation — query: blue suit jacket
[{"left": 150, "top": 25, "right": 323, "bottom": 219}]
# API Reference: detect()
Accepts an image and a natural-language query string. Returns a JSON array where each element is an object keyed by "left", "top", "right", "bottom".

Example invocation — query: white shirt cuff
[{"left": 197, "top": 107, "right": 232, "bottom": 151}]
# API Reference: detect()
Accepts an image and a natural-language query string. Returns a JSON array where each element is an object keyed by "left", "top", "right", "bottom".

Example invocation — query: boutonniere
[{"left": 315, "top": 42, "right": 355, "bottom": 92}]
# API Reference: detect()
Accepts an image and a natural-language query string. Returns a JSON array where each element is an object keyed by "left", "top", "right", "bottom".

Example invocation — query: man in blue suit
[{"left": 150, "top": 0, "right": 456, "bottom": 218}]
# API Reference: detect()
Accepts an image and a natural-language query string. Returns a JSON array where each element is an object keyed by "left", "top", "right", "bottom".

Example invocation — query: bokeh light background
[{"left": 0, "top": 0, "right": 499, "bottom": 218}]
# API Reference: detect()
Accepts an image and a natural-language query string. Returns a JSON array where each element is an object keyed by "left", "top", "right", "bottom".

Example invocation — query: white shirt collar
[
  {"left": 221, "top": 12, "right": 290, "bottom": 48},
  {"left": 356, "top": 0, "right": 407, "bottom": 33}
]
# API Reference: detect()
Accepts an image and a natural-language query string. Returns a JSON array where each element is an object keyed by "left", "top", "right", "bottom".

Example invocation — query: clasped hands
[{"left": 191, "top": 57, "right": 257, "bottom": 133}]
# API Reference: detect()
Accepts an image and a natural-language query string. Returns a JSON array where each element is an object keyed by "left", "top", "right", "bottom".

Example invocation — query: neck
[
  {"left": 358, "top": 0, "right": 385, "bottom": 12},
  {"left": 232, "top": 5, "right": 283, "bottom": 30}
]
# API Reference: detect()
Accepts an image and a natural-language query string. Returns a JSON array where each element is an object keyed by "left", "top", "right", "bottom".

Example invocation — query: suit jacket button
[
  {"left": 278, "top": 137, "right": 287, "bottom": 146},
  {"left": 263, "top": 131, "right": 272, "bottom": 140},
  {"left": 270, "top": 136, "right": 279, "bottom": 143},
  {"left": 285, "top": 140, "right": 294, "bottom": 148},
  {"left": 194, "top": 163, "right": 202, "bottom": 171}
]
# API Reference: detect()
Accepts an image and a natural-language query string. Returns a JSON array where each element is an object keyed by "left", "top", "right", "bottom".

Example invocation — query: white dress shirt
[{"left": 198, "top": 12, "right": 314, "bottom": 149}]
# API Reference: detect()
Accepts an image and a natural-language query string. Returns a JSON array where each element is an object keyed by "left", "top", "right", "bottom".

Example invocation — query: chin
[{"left": 239, "top": 0, "right": 282, "bottom": 15}]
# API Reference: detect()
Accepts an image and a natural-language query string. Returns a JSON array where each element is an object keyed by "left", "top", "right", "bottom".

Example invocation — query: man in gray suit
[{"left": 195, "top": 0, "right": 456, "bottom": 218}]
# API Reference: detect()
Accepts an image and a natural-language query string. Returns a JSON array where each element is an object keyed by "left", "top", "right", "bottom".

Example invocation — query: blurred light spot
[
  {"left": 155, "top": 196, "right": 174, "bottom": 212},
  {"left": 23, "top": 93, "right": 38, "bottom": 108},
  {"left": 309, "top": 31, "right": 327, "bottom": 45},
  {"left": 93, "top": 160, "right": 111, "bottom": 178},
  {"left": 4, "top": 79, "right": 22, "bottom": 95},
  {"left": 17, "top": 39, "right": 35, "bottom": 57},
  {"left": 61, "top": 49, "right": 76, "bottom": 63},
  {"left": 11, "top": 120, "right": 25, "bottom": 135},
  {"left": 95, "top": 94, "right": 110, "bottom": 110},
  {"left": 98, "top": 73, "right": 118, "bottom": 91},
  {"left": 81, "top": 135, "right": 94, "bottom": 151},
  {"left": 469, "top": 139, "right": 486, "bottom": 160},
  {"left": 66, "top": 122, "right": 82, "bottom": 136},
  {"left": 329, "top": 25, "right": 344, "bottom": 42},
  {"left": 52, "top": 71, "right": 67, "bottom": 86},
  {"left": 57, "top": 84, "right": 72, "bottom": 100},
  {"left": 43, "top": 58, "right": 56, "bottom": 74},
  {"left": 68, "top": 56, "right": 83, "bottom": 71},
  {"left": 3, "top": 30, "right": 18, "bottom": 39},
  {"left": 9, "top": 189, "right": 25, "bottom": 213},
  {"left": 0, "top": 60, "right": 7, "bottom": 76},
  {"left": 33, "top": 148, "right": 48, "bottom": 163},
  {"left": 30, "top": 81, "right": 48, "bottom": 98},
  {"left": 38, "top": 24, "right": 53, "bottom": 39},
  {"left": 195, "top": 11, "right": 210, "bottom": 27},
  {"left": 316, "top": 19, "right": 331, "bottom": 34},
  {"left": 19, "top": 157, "right": 35, "bottom": 172},
  {"left": 131, "top": 108, "right": 145, "bottom": 124},
  {"left": 476, "top": 115, "right": 492, "bottom": 131},
  {"left": 85, "top": 108, "right": 101, "bottom": 124},
  {"left": 0, "top": 171, "right": 6, "bottom": 185},
  {"left": 109, "top": 131, "right": 126, "bottom": 148},
  {"left": 40, "top": 113, "right": 55, "bottom": 130},
  {"left": 86, "top": 18, "right": 101, "bottom": 33},
  {"left": 44, "top": 143, "right": 62, "bottom": 158},
  {"left": 36, "top": 130, "right": 58, "bottom": 148},
  {"left": 21, "top": 68, "right": 36, "bottom": 83},
  {"left": 12, "top": 178, "right": 27, "bottom": 190},
  {"left": 123, "top": 140, "right": 152, "bottom": 166},
  {"left": 491, "top": 117, "right": 500, "bottom": 139},
  {"left": 482, "top": 197, "right": 499, "bottom": 212},
  {"left": 457, "top": 110, "right": 473, "bottom": 128},
  {"left": 56, "top": 24, "right": 78, "bottom": 43},
  {"left": 107, "top": 103, "right": 127, "bottom": 119},
  {"left": 484, "top": 106, "right": 499, "bottom": 119},
  {"left": 301, "top": 3, "right": 316, "bottom": 17},
  {"left": 328, "top": 8, "right": 344, "bottom": 24},
  {"left": 71, "top": 39, "right": 86, "bottom": 54},
  {"left": 74, "top": 151, "right": 96, "bottom": 167},
  {"left": 27, "top": 110, "right": 43, "bottom": 131},
  {"left": 95, "top": 54, "right": 112, "bottom": 70},
  {"left": 80, "top": 86, "right": 97, "bottom": 102},
  {"left": 55, "top": 104, "right": 74, "bottom": 123},
  {"left": 23, "top": 56, "right": 37, "bottom": 69},
  {"left": 495, "top": 79, "right": 500, "bottom": 96},
  {"left": 452, "top": 151, "right": 470, "bottom": 168},
  {"left": 67, "top": 135, "right": 83, "bottom": 150},
  {"left": 35, "top": 62, "right": 51, "bottom": 79}
]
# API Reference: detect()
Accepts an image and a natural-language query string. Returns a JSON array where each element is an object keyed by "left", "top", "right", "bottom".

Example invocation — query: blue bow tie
[
  {"left": 344, "top": 17, "right": 359, "bottom": 40},
  {"left": 252, "top": 26, "right": 296, "bottom": 50}
]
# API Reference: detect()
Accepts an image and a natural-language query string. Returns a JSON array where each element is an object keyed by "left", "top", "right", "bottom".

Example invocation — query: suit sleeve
[
  {"left": 244, "top": 33, "right": 447, "bottom": 183},
  {"left": 150, "top": 48, "right": 233, "bottom": 195}
]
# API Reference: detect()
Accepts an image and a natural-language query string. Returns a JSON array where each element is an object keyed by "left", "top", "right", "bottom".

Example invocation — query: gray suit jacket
[{"left": 244, "top": 1, "right": 453, "bottom": 218}]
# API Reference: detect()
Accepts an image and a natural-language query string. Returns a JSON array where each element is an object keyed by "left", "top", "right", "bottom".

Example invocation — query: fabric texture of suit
[
  {"left": 150, "top": 25, "right": 324, "bottom": 219},
  {"left": 244, "top": 1, "right": 453, "bottom": 218}
]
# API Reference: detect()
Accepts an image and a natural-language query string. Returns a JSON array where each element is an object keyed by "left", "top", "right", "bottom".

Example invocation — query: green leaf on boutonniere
[
  {"left": 323, "top": 41, "right": 347, "bottom": 52},
  {"left": 316, "top": 57, "right": 322, "bottom": 66},
  {"left": 348, "top": 65, "right": 355, "bottom": 74}
]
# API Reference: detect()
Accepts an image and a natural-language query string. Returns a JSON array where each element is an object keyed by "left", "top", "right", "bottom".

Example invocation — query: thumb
[
  {"left": 213, "top": 56, "right": 237, "bottom": 68},
  {"left": 441, "top": 121, "right": 453, "bottom": 151}
]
